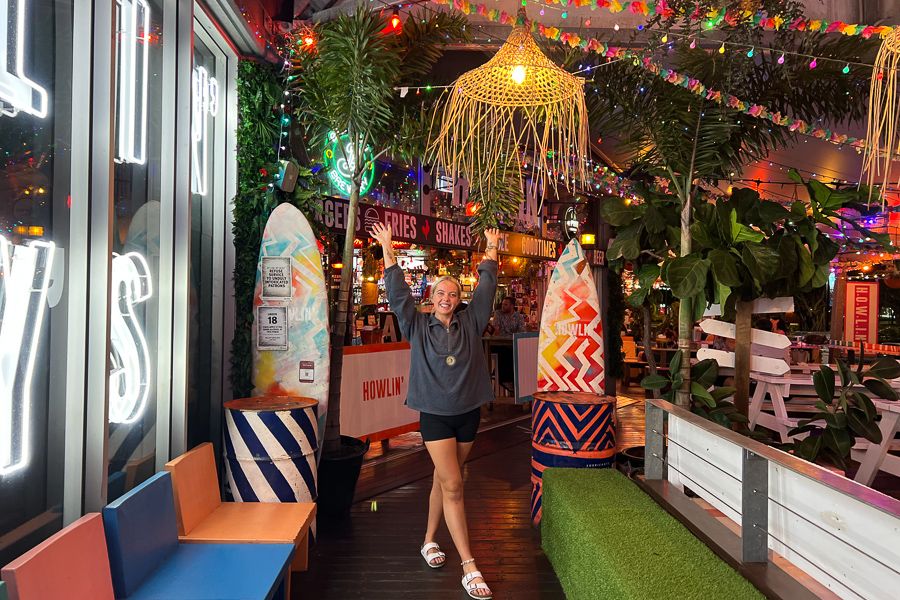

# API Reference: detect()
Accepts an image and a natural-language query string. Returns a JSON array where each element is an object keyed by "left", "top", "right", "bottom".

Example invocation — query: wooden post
[{"left": 734, "top": 301, "right": 753, "bottom": 417}]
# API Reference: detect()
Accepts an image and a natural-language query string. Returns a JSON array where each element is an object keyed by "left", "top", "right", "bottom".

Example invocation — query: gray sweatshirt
[{"left": 383, "top": 260, "right": 498, "bottom": 416}]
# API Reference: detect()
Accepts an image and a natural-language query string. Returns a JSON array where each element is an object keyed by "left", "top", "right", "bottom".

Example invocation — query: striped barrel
[
  {"left": 223, "top": 396, "right": 319, "bottom": 508},
  {"left": 530, "top": 392, "right": 616, "bottom": 525}
]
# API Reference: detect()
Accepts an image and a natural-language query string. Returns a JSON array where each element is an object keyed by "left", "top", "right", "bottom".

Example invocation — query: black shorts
[{"left": 419, "top": 408, "right": 481, "bottom": 443}]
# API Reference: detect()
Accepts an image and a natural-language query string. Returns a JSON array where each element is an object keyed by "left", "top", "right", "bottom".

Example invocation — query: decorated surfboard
[
  {"left": 537, "top": 238, "right": 605, "bottom": 394},
  {"left": 252, "top": 203, "right": 330, "bottom": 453}
]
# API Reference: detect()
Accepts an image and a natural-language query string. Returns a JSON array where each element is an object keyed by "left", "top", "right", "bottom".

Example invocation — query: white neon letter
[
  {"left": 0, "top": 0, "right": 50, "bottom": 118},
  {"left": 108, "top": 252, "right": 153, "bottom": 424},
  {"left": 191, "top": 66, "right": 218, "bottom": 196},
  {"left": 115, "top": 0, "right": 150, "bottom": 164},
  {"left": 0, "top": 235, "right": 55, "bottom": 476}
]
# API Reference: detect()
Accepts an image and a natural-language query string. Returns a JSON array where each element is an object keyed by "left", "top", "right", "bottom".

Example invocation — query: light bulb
[
  {"left": 511, "top": 65, "right": 526, "bottom": 84},
  {"left": 614, "top": 23, "right": 620, "bottom": 31},
  {"left": 561, "top": 11, "right": 567, "bottom": 19},
  {"left": 842, "top": 63, "right": 851, "bottom": 74},
  {"left": 809, "top": 58, "right": 817, "bottom": 69},
  {"left": 689, "top": 39, "right": 696, "bottom": 49},
  {"left": 747, "top": 47, "right": 754, "bottom": 58},
  {"left": 719, "top": 42, "right": 725, "bottom": 54},
  {"left": 777, "top": 53, "right": 785, "bottom": 64},
  {"left": 661, "top": 33, "right": 668, "bottom": 43}
]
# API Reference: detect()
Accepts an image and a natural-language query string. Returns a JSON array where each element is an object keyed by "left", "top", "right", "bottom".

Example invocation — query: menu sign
[{"left": 320, "top": 197, "right": 562, "bottom": 260}]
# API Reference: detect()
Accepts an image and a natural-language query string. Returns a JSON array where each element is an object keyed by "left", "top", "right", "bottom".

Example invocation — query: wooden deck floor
[
  {"left": 292, "top": 424, "right": 565, "bottom": 599},
  {"left": 292, "top": 393, "right": 647, "bottom": 599}
]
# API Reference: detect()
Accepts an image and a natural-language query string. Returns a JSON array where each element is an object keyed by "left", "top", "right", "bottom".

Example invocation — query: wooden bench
[
  {"left": 749, "top": 373, "right": 900, "bottom": 484},
  {"left": 165, "top": 443, "right": 316, "bottom": 572},
  {"left": 102, "top": 471, "right": 295, "bottom": 599},
  {"left": 1, "top": 514, "right": 115, "bottom": 599},
  {"left": 541, "top": 468, "right": 765, "bottom": 600}
]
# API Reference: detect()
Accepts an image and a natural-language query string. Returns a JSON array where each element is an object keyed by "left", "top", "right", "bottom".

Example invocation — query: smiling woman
[{"left": 372, "top": 220, "right": 500, "bottom": 598}]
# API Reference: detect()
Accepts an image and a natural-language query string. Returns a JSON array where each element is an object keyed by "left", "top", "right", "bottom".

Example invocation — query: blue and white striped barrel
[{"left": 223, "top": 396, "right": 318, "bottom": 511}]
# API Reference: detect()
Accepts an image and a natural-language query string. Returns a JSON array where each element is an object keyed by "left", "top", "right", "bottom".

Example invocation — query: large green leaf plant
[{"left": 788, "top": 359, "right": 900, "bottom": 470}]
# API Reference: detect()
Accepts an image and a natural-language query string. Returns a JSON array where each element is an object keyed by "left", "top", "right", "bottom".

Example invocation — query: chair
[
  {"left": 165, "top": 442, "right": 316, "bottom": 571},
  {"left": 102, "top": 471, "right": 294, "bottom": 599},
  {"left": 0, "top": 514, "right": 115, "bottom": 600},
  {"left": 622, "top": 340, "right": 647, "bottom": 387},
  {"left": 0, "top": 580, "right": 6, "bottom": 600}
]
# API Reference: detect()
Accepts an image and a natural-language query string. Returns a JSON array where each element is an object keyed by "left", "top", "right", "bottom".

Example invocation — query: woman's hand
[
  {"left": 483, "top": 228, "right": 500, "bottom": 261},
  {"left": 370, "top": 222, "right": 393, "bottom": 247},
  {"left": 370, "top": 222, "right": 397, "bottom": 268}
]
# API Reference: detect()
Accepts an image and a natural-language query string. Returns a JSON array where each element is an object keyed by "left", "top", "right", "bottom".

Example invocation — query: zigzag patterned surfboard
[
  {"left": 252, "top": 203, "right": 330, "bottom": 453},
  {"left": 537, "top": 238, "right": 604, "bottom": 394},
  {"left": 531, "top": 239, "right": 612, "bottom": 525}
]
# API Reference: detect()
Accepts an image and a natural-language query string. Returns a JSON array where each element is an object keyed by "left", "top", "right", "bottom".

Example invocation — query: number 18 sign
[{"left": 257, "top": 305, "right": 288, "bottom": 351}]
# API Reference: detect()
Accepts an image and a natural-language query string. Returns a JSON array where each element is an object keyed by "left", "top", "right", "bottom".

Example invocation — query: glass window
[
  {"left": 0, "top": 0, "right": 75, "bottom": 565},
  {"left": 107, "top": 0, "right": 167, "bottom": 500},
  {"left": 187, "top": 22, "right": 226, "bottom": 451}
]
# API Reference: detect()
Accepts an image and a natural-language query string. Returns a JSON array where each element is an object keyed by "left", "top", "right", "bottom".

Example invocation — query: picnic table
[{"left": 748, "top": 372, "right": 900, "bottom": 485}]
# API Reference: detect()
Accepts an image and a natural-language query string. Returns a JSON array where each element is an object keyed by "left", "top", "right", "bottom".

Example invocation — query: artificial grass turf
[{"left": 541, "top": 468, "right": 765, "bottom": 600}]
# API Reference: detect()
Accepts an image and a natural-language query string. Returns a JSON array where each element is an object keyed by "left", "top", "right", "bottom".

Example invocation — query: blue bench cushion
[
  {"left": 125, "top": 543, "right": 294, "bottom": 600},
  {"left": 103, "top": 472, "right": 180, "bottom": 597}
]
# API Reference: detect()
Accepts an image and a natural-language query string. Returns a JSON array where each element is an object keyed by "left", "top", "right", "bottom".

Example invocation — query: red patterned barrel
[{"left": 530, "top": 392, "right": 616, "bottom": 525}]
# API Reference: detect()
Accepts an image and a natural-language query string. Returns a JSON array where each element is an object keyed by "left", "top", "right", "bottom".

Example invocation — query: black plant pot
[
  {"left": 617, "top": 445, "right": 645, "bottom": 476},
  {"left": 317, "top": 435, "right": 370, "bottom": 518}
]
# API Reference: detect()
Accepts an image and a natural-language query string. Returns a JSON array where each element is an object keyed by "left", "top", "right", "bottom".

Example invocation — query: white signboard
[
  {"left": 261, "top": 256, "right": 292, "bottom": 299},
  {"left": 340, "top": 343, "right": 417, "bottom": 440},
  {"left": 257, "top": 306, "right": 288, "bottom": 351},
  {"left": 697, "top": 348, "right": 789, "bottom": 376},
  {"left": 704, "top": 296, "right": 794, "bottom": 317}
]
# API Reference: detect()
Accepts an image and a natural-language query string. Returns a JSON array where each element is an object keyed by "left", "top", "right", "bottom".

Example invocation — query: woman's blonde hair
[{"left": 431, "top": 275, "right": 462, "bottom": 295}]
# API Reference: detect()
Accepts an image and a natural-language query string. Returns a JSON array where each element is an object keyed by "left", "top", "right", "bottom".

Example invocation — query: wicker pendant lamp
[
  {"left": 863, "top": 27, "right": 900, "bottom": 204},
  {"left": 430, "top": 9, "right": 588, "bottom": 199}
]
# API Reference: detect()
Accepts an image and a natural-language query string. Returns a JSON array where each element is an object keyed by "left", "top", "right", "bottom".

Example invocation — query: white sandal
[
  {"left": 461, "top": 559, "right": 492, "bottom": 599},
  {"left": 420, "top": 542, "right": 446, "bottom": 568}
]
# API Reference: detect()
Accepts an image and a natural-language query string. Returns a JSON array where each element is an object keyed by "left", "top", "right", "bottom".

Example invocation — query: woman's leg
[
  {"left": 425, "top": 438, "right": 490, "bottom": 597},
  {"left": 424, "top": 441, "right": 475, "bottom": 548}
]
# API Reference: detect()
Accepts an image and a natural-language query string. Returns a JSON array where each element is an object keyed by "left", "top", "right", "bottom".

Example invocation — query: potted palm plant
[{"left": 291, "top": 7, "right": 468, "bottom": 516}]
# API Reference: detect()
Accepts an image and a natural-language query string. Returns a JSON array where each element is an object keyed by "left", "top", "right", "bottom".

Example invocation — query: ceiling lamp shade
[
  {"left": 430, "top": 10, "right": 588, "bottom": 199},
  {"left": 863, "top": 26, "right": 900, "bottom": 204}
]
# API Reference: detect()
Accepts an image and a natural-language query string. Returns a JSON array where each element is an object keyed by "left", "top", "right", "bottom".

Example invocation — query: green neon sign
[{"left": 323, "top": 131, "right": 375, "bottom": 197}]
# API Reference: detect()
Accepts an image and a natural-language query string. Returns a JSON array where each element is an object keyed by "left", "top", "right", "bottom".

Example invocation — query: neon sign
[
  {"left": 115, "top": 0, "right": 151, "bottom": 164},
  {"left": 191, "top": 65, "right": 219, "bottom": 196},
  {"left": 0, "top": 235, "right": 55, "bottom": 476},
  {"left": 0, "top": 0, "right": 49, "bottom": 118},
  {"left": 323, "top": 130, "right": 375, "bottom": 197},
  {"left": 108, "top": 252, "right": 153, "bottom": 424}
]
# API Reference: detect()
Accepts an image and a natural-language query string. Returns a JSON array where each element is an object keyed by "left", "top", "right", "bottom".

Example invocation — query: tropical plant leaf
[
  {"left": 668, "top": 349, "right": 683, "bottom": 377},
  {"left": 691, "top": 358, "right": 718, "bottom": 387},
  {"left": 608, "top": 224, "right": 643, "bottom": 260},
  {"left": 847, "top": 408, "right": 883, "bottom": 444},
  {"left": 863, "top": 378, "right": 898, "bottom": 401},
  {"left": 708, "top": 249, "right": 742, "bottom": 286},
  {"left": 867, "top": 357, "right": 900, "bottom": 380},
  {"left": 690, "top": 382, "right": 716, "bottom": 408},
  {"left": 731, "top": 209, "right": 765, "bottom": 243},
  {"left": 641, "top": 374, "right": 671, "bottom": 390},
  {"left": 665, "top": 255, "right": 710, "bottom": 299},
  {"left": 813, "top": 365, "right": 835, "bottom": 404},
  {"left": 599, "top": 197, "right": 641, "bottom": 226},
  {"left": 711, "top": 386, "right": 736, "bottom": 401},
  {"left": 741, "top": 244, "right": 780, "bottom": 283}
]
